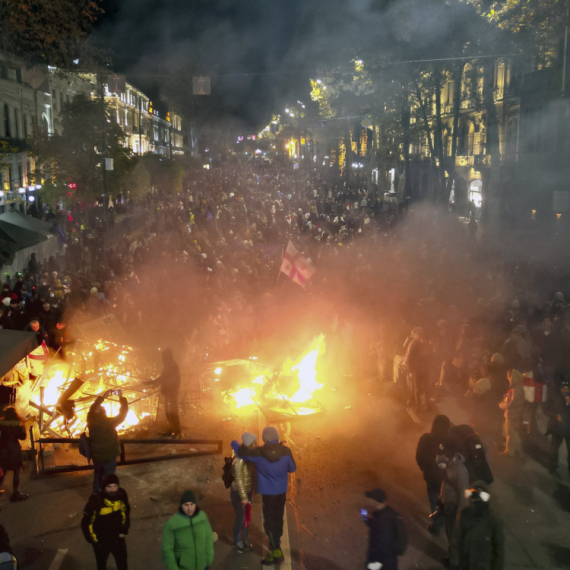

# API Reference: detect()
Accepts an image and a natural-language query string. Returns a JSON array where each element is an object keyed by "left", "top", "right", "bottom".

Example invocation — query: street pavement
[{"left": 3, "top": 375, "right": 570, "bottom": 569}]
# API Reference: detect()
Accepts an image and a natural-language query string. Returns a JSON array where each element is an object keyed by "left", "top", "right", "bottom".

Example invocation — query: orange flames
[
  {"left": 34, "top": 339, "right": 154, "bottom": 436},
  {"left": 223, "top": 335, "right": 326, "bottom": 416}
]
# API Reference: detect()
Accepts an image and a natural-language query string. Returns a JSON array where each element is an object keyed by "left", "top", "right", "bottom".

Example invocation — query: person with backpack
[
  {"left": 448, "top": 424, "right": 494, "bottom": 486},
  {"left": 161, "top": 490, "right": 214, "bottom": 570},
  {"left": 229, "top": 432, "right": 257, "bottom": 553},
  {"left": 81, "top": 474, "right": 130, "bottom": 570},
  {"left": 450, "top": 482, "right": 504, "bottom": 570},
  {"left": 87, "top": 389, "right": 129, "bottom": 495},
  {"left": 362, "top": 488, "right": 407, "bottom": 570},
  {"left": 437, "top": 439, "right": 470, "bottom": 544},
  {"left": 232, "top": 426, "right": 296, "bottom": 565},
  {"left": 0, "top": 408, "right": 29, "bottom": 502}
]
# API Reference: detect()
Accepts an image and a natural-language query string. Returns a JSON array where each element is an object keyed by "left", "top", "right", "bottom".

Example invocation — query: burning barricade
[{"left": 212, "top": 335, "right": 326, "bottom": 421}]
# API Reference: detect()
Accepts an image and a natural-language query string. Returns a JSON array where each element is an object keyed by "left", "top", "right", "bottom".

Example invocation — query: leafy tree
[
  {"left": 140, "top": 153, "right": 185, "bottom": 195},
  {"left": 33, "top": 94, "right": 131, "bottom": 204},
  {"left": 0, "top": 0, "right": 103, "bottom": 67}
]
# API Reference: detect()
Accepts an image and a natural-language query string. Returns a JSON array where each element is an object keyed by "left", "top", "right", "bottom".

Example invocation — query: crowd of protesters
[{"left": 1, "top": 156, "right": 570, "bottom": 568}]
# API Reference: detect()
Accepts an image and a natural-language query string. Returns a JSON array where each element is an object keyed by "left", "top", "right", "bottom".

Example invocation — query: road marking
[
  {"left": 48, "top": 549, "right": 68, "bottom": 570},
  {"left": 258, "top": 410, "right": 294, "bottom": 567},
  {"left": 406, "top": 407, "right": 422, "bottom": 425}
]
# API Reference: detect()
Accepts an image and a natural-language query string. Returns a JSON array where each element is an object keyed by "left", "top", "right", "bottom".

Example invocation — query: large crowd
[{"left": 0, "top": 156, "right": 569, "bottom": 569}]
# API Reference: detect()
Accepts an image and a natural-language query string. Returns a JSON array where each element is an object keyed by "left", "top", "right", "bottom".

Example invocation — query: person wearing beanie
[
  {"left": 450, "top": 482, "right": 504, "bottom": 570},
  {"left": 230, "top": 432, "right": 257, "bottom": 553},
  {"left": 162, "top": 490, "right": 214, "bottom": 570},
  {"left": 231, "top": 426, "right": 296, "bottom": 565},
  {"left": 81, "top": 473, "right": 130, "bottom": 570},
  {"left": 363, "top": 488, "right": 407, "bottom": 570}
]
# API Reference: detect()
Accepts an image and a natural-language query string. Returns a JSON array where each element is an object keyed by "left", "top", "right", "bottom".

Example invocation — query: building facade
[{"left": 1, "top": 53, "right": 185, "bottom": 213}]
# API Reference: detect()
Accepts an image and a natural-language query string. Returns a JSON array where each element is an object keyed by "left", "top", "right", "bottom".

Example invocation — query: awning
[
  {"left": 0, "top": 220, "right": 46, "bottom": 249},
  {"left": 0, "top": 330, "right": 38, "bottom": 378},
  {"left": 0, "top": 211, "right": 53, "bottom": 238}
]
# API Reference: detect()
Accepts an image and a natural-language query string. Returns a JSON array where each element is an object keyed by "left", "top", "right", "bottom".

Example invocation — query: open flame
[
  {"left": 33, "top": 339, "right": 155, "bottom": 436},
  {"left": 224, "top": 335, "right": 326, "bottom": 416}
]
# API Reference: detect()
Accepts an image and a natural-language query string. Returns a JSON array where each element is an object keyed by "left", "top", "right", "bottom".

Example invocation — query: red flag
[{"left": 279, "top": 240, "right": 315, "bottom": 288}]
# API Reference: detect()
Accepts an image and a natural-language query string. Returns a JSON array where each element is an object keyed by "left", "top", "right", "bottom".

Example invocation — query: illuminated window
[{"left": 469, "top": 179, "right": 483, "bottom": 208}]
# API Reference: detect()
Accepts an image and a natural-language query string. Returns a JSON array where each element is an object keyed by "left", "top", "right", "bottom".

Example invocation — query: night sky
[
  {"left": 94, "top": 0, "right": 480, "bottom": 129},
  {"left": 95, "top": 0, "right": 307, "bottom": 129}
]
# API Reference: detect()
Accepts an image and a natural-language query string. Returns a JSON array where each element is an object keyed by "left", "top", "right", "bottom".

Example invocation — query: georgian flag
[{"left": 280, "top": 241, "right": 315, "bottom": 288}]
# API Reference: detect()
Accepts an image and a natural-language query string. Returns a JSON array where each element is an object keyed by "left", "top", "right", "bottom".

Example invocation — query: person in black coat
[
  {"left": 25, "top": 319, "right": 49, "bottom": 347},
  {"left": 363, "top": 488, "right": 407, "bottom": 570},
  {"left": 0, "top": 408, "right": 29, "bottom": 502},
  {"left": 81, "top": 473, "right": 130, "bottom": 570},
  {"left": 416, "top": 415, "right": 451, "bottom": 519},
  {"left": 0, "top": 524, "right": 18, "bottom": 568},
  {"left": 154, "top": 349, "right": 182, "bottom": 439},
  {"left": 544, "top": 379, "right": 570, "bottom": 476}
]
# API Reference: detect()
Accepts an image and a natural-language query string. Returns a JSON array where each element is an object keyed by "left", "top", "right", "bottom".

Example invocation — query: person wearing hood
[
  {"left": 499, "top": 369, "right": 525, "bottom": 456},
  {"left": 415, "top": 415, "right": 451, "bottom": 519},
  {"left": 231, "top": 426, "right": 296, "bottom": 565},
  {"left": 81, "top": 474, "right": 130, "bottom": 570},
  {"left": 450, "top": 482, "right": 504, "bottom": 570},
  {"left": 543, "top": 379, "right": 570, "bottom": 476},
  {"left": 161, "top": 490, "right": 214, "bottom": 570},
  {"left": 153, "top": 348, "right": 182, "bottom": 439},
  {"left": 230, "top": 432, "right": 257, "bottom": 553}
]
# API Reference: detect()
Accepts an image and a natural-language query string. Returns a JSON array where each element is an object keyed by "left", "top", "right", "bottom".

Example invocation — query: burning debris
[
  {"left": 218, "top": 335, "right": 326, "bottom": 420},
  {"left": 27, "top": 339, "right": 158, "bottom": 438}
]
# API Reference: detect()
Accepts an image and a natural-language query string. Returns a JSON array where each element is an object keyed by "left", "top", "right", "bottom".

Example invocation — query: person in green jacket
[{"left": 162, "top": 490, "right": 214, "bottom": 570}]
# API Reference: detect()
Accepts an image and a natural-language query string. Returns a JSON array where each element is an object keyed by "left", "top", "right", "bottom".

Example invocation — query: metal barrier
[{"left": 30, "top": 429, "right": 223, "bottom": 475}]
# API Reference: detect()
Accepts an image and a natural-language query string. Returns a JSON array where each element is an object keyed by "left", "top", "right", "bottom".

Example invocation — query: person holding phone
[
  {"left": 87, "top": 389, "right": 129, "bottom": 495},
  {"left": 363, "top": 489, "right": 407, "bottom": 570}
]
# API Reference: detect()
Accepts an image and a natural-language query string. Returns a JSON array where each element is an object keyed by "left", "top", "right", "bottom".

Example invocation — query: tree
[
  {"left": 33, "top": 94, "right": 131, "bottom": 204},
  {"left": 140, "top": 154, "right": 185, "bottom": 195},
  {"left": 0, "top": 0, "right": 103, "bottom": 67}
]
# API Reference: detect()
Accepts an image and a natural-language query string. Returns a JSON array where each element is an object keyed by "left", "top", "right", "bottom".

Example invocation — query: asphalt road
[{"left": 4, "top": 374, "right": 570, "bottom": 570}]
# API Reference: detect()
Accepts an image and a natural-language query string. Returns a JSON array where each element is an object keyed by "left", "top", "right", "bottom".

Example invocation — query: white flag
[{"left": 280, "top": 241, "right": 315, "bottom": 288}]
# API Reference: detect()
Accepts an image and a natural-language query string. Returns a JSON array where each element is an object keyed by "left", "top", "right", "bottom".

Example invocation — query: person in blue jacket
[{"left": 231, "top": 425, "right": 296, "bottom": 565}]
